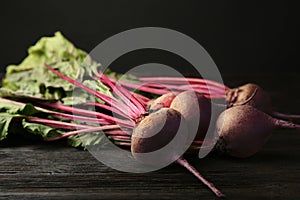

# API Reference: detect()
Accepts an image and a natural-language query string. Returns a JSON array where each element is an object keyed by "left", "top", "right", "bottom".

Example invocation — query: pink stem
[
  {"left": 115, "top": 141, "right": 131, "bottom": 146},
  {"left": 108, "top": 135, "right": 131, "bottom": 142},
  {"left": 178, "top": 85, "right": 225, "bottom": 95},
  {"left": 44, "top": 64, "right": 135, "bottom": 119},
  {"left": 117, "top": 80, "right": 224, "bottom": 98},
  {"left": 131, "top": 92, "right": 150, "bottom": 103},
  {"left": 271, "top": 111, "right": 300, "bottom": 120},
  {"left": 25, "top": 117, "right": 96, "bottom": 130},
  {"left": 108, "top": 78, "right": 149, "bottom": 106},
  {"left": 50, "top": 111, "right": 111, "bottom": 125},
  {"left": 96, "top": 74, "right": 140, "bottom": 117},
  {"left": 176, "top": 157, "right": 225, "bottom": 198},
  {"left": 131, "top": 82, "right": 225, "bottom": 95},
  {"left": 104, "top": 129, "right": 131, "bottom": 136},
  {"left": 116, "top": 80, "right": 174, "bottom": 95},
  {"left": 44, "top": 125, "right": 120, "bottom": 141},
  {"left": 130, "top": 93, "right": 148, "bottom": 107},
  {"left": 139, "top": 77, "right": 229, "bottom": 90},
  {"left": 38, "top": 101, "right": 135, "bottom": 128},
  {"left": 0, "top": 97, "right": 111, "bottom": 125},
  {"left": 114, "top": 82, "right": 147, "bottom": 113},
  {"left": 84, "top": 102, "right": 129, "bottom": 118}
]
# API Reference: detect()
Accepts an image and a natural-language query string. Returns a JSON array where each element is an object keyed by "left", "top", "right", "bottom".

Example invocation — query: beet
[
  {"left": 170, "top": 91, "right": 211, "bottom": 141},
  {"left": 131, "top": 108, "right": 189, "bottom": 166},
  {"left": 214, "top": 105, "right": 300, "bottom": 158},
  {"left": 148, "top": 92, "right": 176, "bottom": 112},
  {"left": 226, "top": 83, "right": 273, "bottom": 113},
  {"left": 131, "top": 107, "right": 225, "bottom": 197},
  {"left": 226, "top": 83, "right": 300, "bottom": 121}
]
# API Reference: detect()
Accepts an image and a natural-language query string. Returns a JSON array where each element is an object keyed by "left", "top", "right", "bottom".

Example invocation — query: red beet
[
  {"left": 170, "top": 91, "right": 211, "bottom": 141},
  {"left": 226, "top": 83, "right": 272, "bottom": 113},
  {"left": 148, "top": 92, "right": 176, "bottom": 112},
  {"left": 226, "top": 83, "right": 300, "bottom": 120},
  {"left": 131, "top": 108, "right": 188, "bottom": 165},
  {"left": 131, "top": 107, "right": 225, "bottom": 197},
  {"left": 214, "top": 105, "right": 300, "bottom": 158}
]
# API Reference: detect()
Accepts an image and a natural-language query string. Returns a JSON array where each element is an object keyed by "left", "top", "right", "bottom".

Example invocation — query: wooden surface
[{"left": 0, "top": 74, "right": 300, "bottom": 199}]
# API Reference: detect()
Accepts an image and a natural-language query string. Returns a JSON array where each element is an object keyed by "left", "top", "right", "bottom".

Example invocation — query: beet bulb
[
  {"left": 131, "top": 108, "right": 189, "bottom": 166},
  {"left": 170, "top": 91, "right": 212, "bottom": 141},
  {"left": 226, "top": 83, "right": 300, "bottom": 121},
  {"left": 214, "top": 105, "right": 300, "bottom": 158},
  {"left": 131, "top": 108, "right": 225, "bottom": 197},
  {"left": 226, "top": 83, "right": 272, "bottom": 113}
]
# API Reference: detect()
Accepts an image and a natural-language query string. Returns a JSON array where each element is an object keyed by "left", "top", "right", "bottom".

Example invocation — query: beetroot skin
[{"left": 170, "top": 91, "right": 211, "bottom": 141}]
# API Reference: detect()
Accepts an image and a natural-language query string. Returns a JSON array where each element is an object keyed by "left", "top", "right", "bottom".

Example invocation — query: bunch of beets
[{"left": 3, "top": 64, "right": 300, "bottom": 198}]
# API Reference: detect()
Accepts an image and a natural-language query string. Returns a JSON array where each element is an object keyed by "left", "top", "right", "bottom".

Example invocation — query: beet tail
[
  {"left": 176, "top": 157, "right": 225, "bottom": 198},
  {"left": 274, "top": 119, "right": 300, "bottom": 129},
  {"left": 271, "top": 111, "right": 300, "bottom": 121}
]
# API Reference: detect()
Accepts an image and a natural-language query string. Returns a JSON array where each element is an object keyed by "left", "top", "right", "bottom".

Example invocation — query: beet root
[
  {"left": 170, "top": 91, "right": 211, "bottom": 141},
  {"left": 131, "top": 108, "right": 189, "bottom": 166},
  {"left": 214, "top": 105, "right": 300, "bottom": 158}
]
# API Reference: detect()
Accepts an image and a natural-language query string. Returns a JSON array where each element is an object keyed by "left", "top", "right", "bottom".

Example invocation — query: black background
[{"left": 1, "top": 0, "right": 299, "bottom": 78}]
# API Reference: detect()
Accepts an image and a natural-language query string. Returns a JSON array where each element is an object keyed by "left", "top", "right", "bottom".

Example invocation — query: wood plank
[{"left": 0, "top": 129, "right": 299, "bottom": 199}]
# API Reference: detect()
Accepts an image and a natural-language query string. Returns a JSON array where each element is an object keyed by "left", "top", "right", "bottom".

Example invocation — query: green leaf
[
  {"left": 67, "top": 132, "right": 106, "bottom": 148},
  {"left": 61, "top": 96, "right": 88, "bottom": 105},
  {"left": 2, "top": 32, "right": 92, "bottom": 100},
  {"left": 0, "top": 114, "right": 14, "bottom": 141},
  {"left": 0, "top": 98, "right": 41, "bottom": 116},
  {"left": 5, "top": 32, "right": 87, "bottom": 74},
  {"left": 82, "top": 80, "right": 112, "bottom": 103},
  {"left": 0, "top": 87, "right": 44, "bottom": 99},
  {"left": 0, "top": 32, "right": 131, "bottom": 148},
  {"left": 22, "top": 119, "right": 62, "bottom": 138}
]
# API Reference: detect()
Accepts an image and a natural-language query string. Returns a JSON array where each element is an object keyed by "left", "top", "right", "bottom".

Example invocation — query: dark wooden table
[{"left": 0, "top": 74, "right": 299, "bottom": 199}]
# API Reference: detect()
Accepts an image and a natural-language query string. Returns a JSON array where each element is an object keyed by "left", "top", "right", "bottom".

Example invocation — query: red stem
[
  {"left": 44, "top": 125, "right": 120, "bottom": 141},
  {"left": 0, "top": 97, "right": 111, "bottom": 125},
  {"left": 271, "top": 111, "right": 300, "bottom": 120},
  {"left": 114, "top": 81, "right": 147, "bottom": 113},
  {"left": 104, "top": 129, "right": 131, "bottom": 136},
  {"left": 130, "top": 82, "right": 225, "bottom": 96},
  {"left": 108, "top": 135, "right": 131, "bottom": 142},
  {"left": 108, "top": 78, "right": 150, "bottom": 106},
  {"left": 25, "top": 117, "right": 96, "bottom": 130},
  {"left": 50, "top": 111, "right": 110, "bottom": 125},
  {"left": 176, "top": 157, "right": 225, "bottom": 198},
  {"left": 44, "top": 64, "right": 135, "bottom": 119},
  {"left": 97, "top": 73, "right": 146, "bottom": 118},
  {"left": 116, "top": 80, "right": 174, "bottom": 95},
  {"left": 38, "top": 101, "right": 135, "bottom": 128},
  {"left": 131, "top": 92, "right": 150, "bottom": 103},
  {"left": 84, "top": 101, "right": 128, "bottom": 118},
  {"left": 139, "top": 77, "right": 229, "bottom": 90},
  {"left": 115, "top": 141, "right": 131, "bottom": 146},
  {"left": 130, "top": 92, "right": 148, "bottom": 107},
  {"left": 177, "top": 85, "right": 225, "bottom": 95},
  {"left": 116, "top": 80, "right": 225, "bottom": 99},
  {"left": 95, "top": 72, "right": 141, "bottom": 119}
]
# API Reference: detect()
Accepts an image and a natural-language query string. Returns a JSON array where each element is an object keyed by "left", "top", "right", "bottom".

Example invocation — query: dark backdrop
[{"left": 1, "top": 1, "right": 299, "bottom": 78}]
